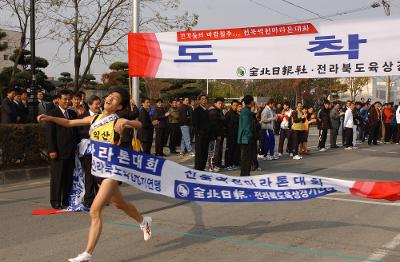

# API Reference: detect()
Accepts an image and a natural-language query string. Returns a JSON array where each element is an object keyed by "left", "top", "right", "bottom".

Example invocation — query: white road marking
[
  {"left": 364, "top": 233, "right": 400, "bottom": 262},
  {"left": 385, "top": 152, "right": 398, "bottom": 154},
  {"left": 319, "top": 196, "right": 400, "bottom": 207},
  {"left": 361, "top": 149, "right": 377, "bottom": 152}
]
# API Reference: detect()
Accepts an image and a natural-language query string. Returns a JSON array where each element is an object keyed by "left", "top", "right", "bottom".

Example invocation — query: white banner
[
  {"left": 90, "top": 141, "right": 400, "bottom": 202},
  {"left": 128, "top": 19, "right": 400, "bottom": 79}
]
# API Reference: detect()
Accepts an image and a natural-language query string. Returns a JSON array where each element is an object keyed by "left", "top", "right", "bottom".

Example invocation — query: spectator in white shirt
[{"left": 344, "top": 101, "right": 355, "bottom": 149}]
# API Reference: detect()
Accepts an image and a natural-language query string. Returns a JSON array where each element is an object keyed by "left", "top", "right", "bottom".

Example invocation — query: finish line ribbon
[{"left": 91, "top": 141, "right": 400, "bottom": 202}]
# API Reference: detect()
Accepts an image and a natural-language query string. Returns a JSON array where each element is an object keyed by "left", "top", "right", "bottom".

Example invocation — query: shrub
[{"left": 0, "top": 123, "right": 49, "bottom": 170}]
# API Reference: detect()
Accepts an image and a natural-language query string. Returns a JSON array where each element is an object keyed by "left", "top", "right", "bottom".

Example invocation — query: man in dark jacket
[
  {"left": 207, "top": 97, "right": 225, "bottom": 172},
  {"left": 317, "top": 100, "right": 331, "bottom": 151},
  {"left": 46, "top": 89, "right": 80, "bottom": 209},
  {"left": 1, "top": 88, "right": 17, "bottom": 124},
  {"left": 192, "top": 95, "right": 210, "bottom": 171},
  {"left": 78, "top": 95, "right": 100, "bottom": 206},
  {"left": 368, "top": 102, "right": 382, "bottom": 145},
  {"left": 329, "top": 101, "right": 343, "bottom": 148},
  {"left": 178, "top": 97, "right": 193, "bottom": 155},
  {"left": 78, "top": 95, "right": 101, "bottom": 208},
  {"left": 138, "top": 97, "right": 159, "bottom": 154},
  {"left": 152, "top": 99, "right": 169, "bottom": 156},
  {"left": 238, "top": 95, "right": 255, "bottom": 177},
  {"left": 168, "top": 99, "right": 180, "bottom": 154},
  {"left": 224, "top": 100, "right": 240, "bottom": 170},
  {"left": 18, "top": 90, "right": 29, "bottom": 123}
]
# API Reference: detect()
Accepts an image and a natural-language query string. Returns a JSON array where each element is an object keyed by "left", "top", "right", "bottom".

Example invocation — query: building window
[{"left": 3, "top": 55, "right": 9, "bottom": 61}]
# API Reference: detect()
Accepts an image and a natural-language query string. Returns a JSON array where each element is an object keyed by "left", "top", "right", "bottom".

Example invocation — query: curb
[{"left": 0, "top": 166, "right": 50, "bottom": 185}]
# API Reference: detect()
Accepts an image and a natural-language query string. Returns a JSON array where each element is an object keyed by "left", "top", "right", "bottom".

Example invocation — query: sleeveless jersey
[{"left": 90, "top": 114, "right": 120, "bottom": 144}]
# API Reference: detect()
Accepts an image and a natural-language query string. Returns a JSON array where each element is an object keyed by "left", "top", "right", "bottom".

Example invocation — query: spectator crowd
[{"left": 2, "top": 87, "right": 400, "bottom": 207}]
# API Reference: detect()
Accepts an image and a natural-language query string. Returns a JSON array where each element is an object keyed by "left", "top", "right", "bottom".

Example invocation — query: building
[
  {"left": 339, "top": 76, "right": 400, "bottom": 104},
  {"left": 0, "top": 29, "right": 22, "bottom": 71}
]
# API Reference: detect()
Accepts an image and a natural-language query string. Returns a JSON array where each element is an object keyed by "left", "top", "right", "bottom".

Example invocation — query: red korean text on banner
[{"left": 176, "top": 23, "right": 318, "bottom": 42}]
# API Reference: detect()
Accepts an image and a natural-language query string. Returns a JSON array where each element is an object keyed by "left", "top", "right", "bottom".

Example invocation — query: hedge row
[{"left": 0, "top": 124, "right": 49, "bottom": 170}]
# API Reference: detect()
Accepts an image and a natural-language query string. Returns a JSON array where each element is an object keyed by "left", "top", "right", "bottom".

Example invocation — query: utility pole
[
  {"left": 131, "top": 0, "right": 140, "bottom": 105},
  {"left": 386, "top": 76, "right": 392, "bottom": 102},
  {"left": 28, "top": 0, "right": 38, "bottom": 122}
]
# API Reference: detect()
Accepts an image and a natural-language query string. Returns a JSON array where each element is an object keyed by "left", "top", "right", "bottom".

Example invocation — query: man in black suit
[
  {"left": 224, "top": 99, "right": 241, "bottom": 169},
  {"left": 152, "top": 99, "right": 169, "bottom": 156},
  {"left": 46, "top": 94, "right": 60, "bottom": 113},
  {"left": 138, "top": 97, "right": 158, "bottom": 154},
  {"left": 78, "top": 95, "right": 101, "bottom": 208},
  {"left": 192, "top": 95, "right": 210, "bottom": 171},
  {"left": 46, "top": 89, "right": 80, "bottom": 209},
  {"left": 1, "top": 88, "right": 17, "bottom": 124},
  {"left": 18, "top": 90, "right": 30, "bottom": 123}
]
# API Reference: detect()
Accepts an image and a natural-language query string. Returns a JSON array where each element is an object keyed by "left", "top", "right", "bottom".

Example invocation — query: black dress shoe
[{"left": 52, "top": 204, "right": 62, "bottom": 210}]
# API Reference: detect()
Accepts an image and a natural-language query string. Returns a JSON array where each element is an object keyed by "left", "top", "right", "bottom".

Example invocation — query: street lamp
[{"left": 28, "top": 0, "right": 38, "bottom": 122}]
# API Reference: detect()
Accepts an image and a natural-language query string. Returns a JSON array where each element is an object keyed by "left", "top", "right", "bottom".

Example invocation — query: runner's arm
[
  {"left": 37, "top": 114, "right": 92, "bottom": 127},
  {"left": 115, "top": 118, "right": 142, "bottom": 133}
]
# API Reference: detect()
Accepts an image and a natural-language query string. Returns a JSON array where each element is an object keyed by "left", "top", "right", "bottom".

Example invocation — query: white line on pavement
[
  {"left": 319, "top": 196, "right": 400, "bottom": 207},
  {"left": 364, "top": 233, "right": 400, "bottom": 262},
  {"left": 361, "top": 149, "right": 377, "bottom": 152}
]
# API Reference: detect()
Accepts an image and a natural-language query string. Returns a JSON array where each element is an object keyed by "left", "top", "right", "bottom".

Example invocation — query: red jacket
[{"left": 383, "top": 108, "right": 393, "bottom": 124}]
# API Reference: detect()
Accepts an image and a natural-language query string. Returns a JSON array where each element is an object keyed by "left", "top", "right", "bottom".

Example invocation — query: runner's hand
[{"left": 37, "top": 114, "right": 51, "bottom": 122}]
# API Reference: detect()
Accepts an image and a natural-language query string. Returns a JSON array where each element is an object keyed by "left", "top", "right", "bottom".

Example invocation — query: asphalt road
[{"left": 1, "top": 130, "right": 400, "bottom": 262}]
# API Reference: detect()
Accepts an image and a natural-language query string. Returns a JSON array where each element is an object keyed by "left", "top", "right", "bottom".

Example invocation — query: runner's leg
[
  {"left": 85, "top": 179, "right": 119, "bottom": 254},
  {"left": 111, "top": 187, "right": 143, "bottom": 223}
]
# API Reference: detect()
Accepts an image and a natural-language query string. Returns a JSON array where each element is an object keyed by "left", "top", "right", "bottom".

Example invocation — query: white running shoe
[
  {"left": 319, "top": 148, "right": 326, "bottom": 152},
  {"left": 293, "top": 155, "right": 302, "bottom": 160},
  {"left": 189, "top": 152, "right": 195, "bottom": 157},
  {"left": 289, "top": 153, "right": 294, "bottom": 157},
  {"left": 140, "top": 216, "right": 152, "bottom": 241},
  {"left": 273, "top": 155, "right": 279, "bottom": 160},
  {"left": 352, "top": 146, "right": 358, "bottom": 149},
  {"left": 68, "top": 251, "right": 93, "bottom": 262},
  {"left": 257, "top": 154, "right": 264, "bottom": 159},
  {"left": 277, "top": 153, "right": 283, "bottom": 157},
  {"left": 344, "top": 147, "right": 353, "bottom": 150}
]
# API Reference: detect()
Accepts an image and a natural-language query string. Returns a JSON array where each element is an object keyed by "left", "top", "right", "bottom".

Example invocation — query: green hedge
[{"left": 0, "top": 124, "right": 49, "bottom": 170}]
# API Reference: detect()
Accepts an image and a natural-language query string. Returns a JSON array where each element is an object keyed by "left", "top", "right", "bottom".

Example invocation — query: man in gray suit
[
  {"left": 37, "top": 91, "right": 49, "bottom": 115},
  {"left": 330, "top": 101, "right": 344, "bottom": 148}
]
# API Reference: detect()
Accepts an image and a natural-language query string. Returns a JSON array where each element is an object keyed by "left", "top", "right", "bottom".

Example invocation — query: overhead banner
[
  {"left": 91, "top": 141, "right": 400, "bottom": 202},
  {"left": 128, "top": 19, "right": 400, "bottom": 79}
]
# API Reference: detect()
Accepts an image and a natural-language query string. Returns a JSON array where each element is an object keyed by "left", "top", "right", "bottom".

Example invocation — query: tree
[
  {"left": 109, "top": 61, "right": 128, "bottom": 71},
  {"left": 102, "top": 61, "right": 129, "bottom": 87},
  {"left": 0, "top": 0, "right": 47, "bottom": 88},
  {"left": 0, "top": 29, "right": 7, "bottom": 51},
  {"left": 58, "top": 72, "right": 73, "bottom": 84},
  {"left": 43, "top": 0, "right": 198, "bottom": 92},
  {"left": 0, "top": 49, "right": 53, "bottom": 91},
  {"left": 343, "top": 77, "right": 369, "bottom": 101},
  {"left": 9, "top": 49, "right": 49, "bottom": 70},
  {"left": 159, "top": 79, "right": 204, "bottom": 100}
]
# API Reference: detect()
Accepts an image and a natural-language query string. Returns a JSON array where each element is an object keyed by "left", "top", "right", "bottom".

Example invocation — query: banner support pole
[{"left": 131, "top": 0, "right": 140, "bottom": 105}]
